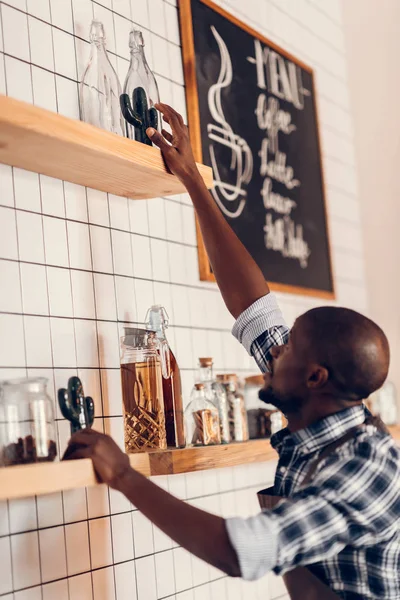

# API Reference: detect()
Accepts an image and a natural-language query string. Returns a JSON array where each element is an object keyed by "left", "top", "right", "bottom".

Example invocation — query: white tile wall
[{"left": 0, "top": 0, "right": 360, "bottom": 597}]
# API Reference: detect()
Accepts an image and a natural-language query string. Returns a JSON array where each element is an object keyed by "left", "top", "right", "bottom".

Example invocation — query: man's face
[{"left": 259, "top": 318, "right": 311, "bottom": 414}]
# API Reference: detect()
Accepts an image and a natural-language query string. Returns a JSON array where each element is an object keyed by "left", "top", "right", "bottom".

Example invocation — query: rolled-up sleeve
[
  {"left": 226, "top": 514, "right": 279, "bottom": 581},
  {"left": 232, "top": 293, "right": 289, "bottom": 372}
]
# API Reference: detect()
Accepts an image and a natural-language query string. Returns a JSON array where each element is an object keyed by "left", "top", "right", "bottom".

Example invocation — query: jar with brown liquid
[
  {"left": 146, "top": 306, "right": 185, "bottom": 448},
  {"left": 120, "top": 328, "right": 166, "bottom": 452}
]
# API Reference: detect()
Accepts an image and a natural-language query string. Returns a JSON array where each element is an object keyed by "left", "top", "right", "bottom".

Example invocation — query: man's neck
[{"left": 286, "top": 398, "right": 363, "bottom": 433}]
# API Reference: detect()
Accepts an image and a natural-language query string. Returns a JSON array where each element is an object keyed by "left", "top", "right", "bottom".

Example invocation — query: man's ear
[{"left": 307, "top": 365, "right": 329, "bottom": 389}]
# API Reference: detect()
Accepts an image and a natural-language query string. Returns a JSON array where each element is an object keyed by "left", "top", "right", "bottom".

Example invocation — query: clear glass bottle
[
  {"left": 146, "top": 305, "right": 185, "bottom": 448},
  {"left": 198, "top": 358, "right": 230, "bottom": 444},
  {"left": 244, "top": 375, "right": 284, "bottom": 439},
  {"left": 121, "top": 29, "right": 160, "bottom": 143},
  {"left": 0, "top": 378, "right": 57, "bottom": 466},
  {"left": 217, "top": 374, "right": 249, "bottom": 442},
  {"left": 185, "top": 383, "right": 221, "bottom": 447},
  {"left": 79, "top": 20, "right": 124, "bottom": 136},
  {"left": 120, "top": 327, "right": 166, "bottom": 452}
]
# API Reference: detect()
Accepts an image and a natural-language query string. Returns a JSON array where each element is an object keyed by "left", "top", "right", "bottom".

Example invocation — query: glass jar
[
  {"left": 120, "top": 327, "right": 166, "bottom": 452},
  {"left": 185, "top": 383, "right": 221, "bottom": 446},
  {"left": 217, "top": 374, "right": 249, "bottom": 442},
  {"left": 198, "top": 358, "right": 230, "bottom": 444},
  {"left": 79, "top": 20, "right": 124, "bottom": 136},
  {"left": 244, "top": 374, "right": 284, "bottom": 439},
  {"left": 0, "top": 378, "right": 57, "bottom": 466}
]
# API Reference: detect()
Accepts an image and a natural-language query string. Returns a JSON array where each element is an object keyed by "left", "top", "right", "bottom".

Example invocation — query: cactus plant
[
  {"left": 120, "top": 87, "right": 158, "bottom": 146},
  {"left": 58, "top": 376, "right": 95, "bottom": 436}
]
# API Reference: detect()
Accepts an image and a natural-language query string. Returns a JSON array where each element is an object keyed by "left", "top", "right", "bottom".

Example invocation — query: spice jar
[
  {"left": 198, "top": 358, "right": 230, "bottom": 444},
  {"left": 185, "top": 383, "right": 221, "bottom": 446},
  {"left": 244, "top": 375, "right": 284, "bottom": 439},
  {"left": 0, "top": 378, "right": 57, "bottom": 466},
  {"left": 120, "top": 327, "right": 167, "bottom": 452},
  {"left": 217, "top": 374, "right": 249, "bottom": 442}
]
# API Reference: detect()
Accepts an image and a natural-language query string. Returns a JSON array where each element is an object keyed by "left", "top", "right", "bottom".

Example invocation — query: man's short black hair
[{"left": 299, "top": 307, "right": 390, "bottom": 401}]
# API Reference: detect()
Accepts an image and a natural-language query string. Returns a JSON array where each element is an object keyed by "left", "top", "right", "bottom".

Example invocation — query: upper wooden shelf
[
  {"left": 0, "top": 95, "right": 213, "bottom": 199},
  {"left": 1, "top": 427, "right": 399, "bottom": 501}
]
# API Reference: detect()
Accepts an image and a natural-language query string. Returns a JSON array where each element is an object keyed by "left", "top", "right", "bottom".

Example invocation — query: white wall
[
  {"left": 0, "top": 0, "right": 362, "bottom": 599},
  {"left": 342, "top": 0, "right": 400, "bottom": 401}
]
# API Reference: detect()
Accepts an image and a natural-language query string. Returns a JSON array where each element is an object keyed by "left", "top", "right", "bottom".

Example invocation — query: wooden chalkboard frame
[{"left": 178, "top": 0, "right": 335, "bottom": 299}]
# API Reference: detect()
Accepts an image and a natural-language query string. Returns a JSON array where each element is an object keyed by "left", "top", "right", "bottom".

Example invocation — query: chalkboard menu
[{"left": 179, "top": 0, "right": 334, "bottom": 297}]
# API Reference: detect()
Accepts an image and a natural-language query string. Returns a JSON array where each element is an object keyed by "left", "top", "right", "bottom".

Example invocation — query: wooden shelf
[
  {"left": 1, "top": 428, "right": 399, "bottom": 501},
  {"left": 147, "top": 439, "right": 276, "bottom": 475},
  {"left": 0, "top": 95, "right": 213, "bottom": 199},
  {"left": 0, "top": 440, "right": 274, "bottom": 501}
]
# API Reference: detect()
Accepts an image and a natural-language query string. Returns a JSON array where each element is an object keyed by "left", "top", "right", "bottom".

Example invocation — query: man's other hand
[{"left": 63, "top": 429, "right": 131, "bottom": 490}]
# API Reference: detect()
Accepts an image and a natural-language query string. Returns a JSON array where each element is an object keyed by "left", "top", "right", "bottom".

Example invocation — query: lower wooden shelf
[
  {"left": 0, "top": 439, "right": 275, "bottom": 501},
  {"left": 0, "top": 427, "right": 398, "bottom": 501}
]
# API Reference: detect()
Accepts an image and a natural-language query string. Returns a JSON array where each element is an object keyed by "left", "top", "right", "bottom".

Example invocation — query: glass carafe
[
  {"left": 79, "top": 20, "right": 124, "bottom": 136},
  {"left": 121, "top": 29, "right": 160, "bottom": 143},
  {"left": 0, "top": 378, "right": 57, "bottom": 466},
  {"left": 120, "top": 328, "right": 166, "bottom": 452},
  {"left": 217, "top": 374, "right": 249, "bottom": 442},
  {"left": 146, "top": 306, "right": 185, "bottom": 448},
  {"left": 198, "top": 358, "right": 230, "bottom": 444},
  {"left": 185, "top": 383, "right": 221, "bottom": 447}
]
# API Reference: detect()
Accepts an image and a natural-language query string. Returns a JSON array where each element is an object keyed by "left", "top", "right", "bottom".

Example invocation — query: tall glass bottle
[
  {"left": 146, "top": 306, "right": 185, "bottom": 448},
  {"left": 122, "top": 29, "right": 160, "bottom": 141},
  {"left": 79, "top": 20, "right": 124, "bottom": 136},
  {"left": 120, "top": 328, "right": 166, "bottom": 452},
  {"left": 198, "top": 358, "right": 230, "bottom": 444}
]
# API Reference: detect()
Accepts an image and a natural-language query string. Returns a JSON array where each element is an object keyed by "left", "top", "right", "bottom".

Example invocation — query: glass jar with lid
[
  {"left": 185, "top": 383, "right": 221, "bottom": 447},
  {"left": 0, "top": 377, "right": 57, "bottom": 466},
  {"left": 120, "top": 327, "right": 166, "bottom": 452},
  {"left": 244, "top": 375, "right": 284, "bottom": 439},
  {"left": 217, "top": 374, "right": 249, "bottom": 442}
]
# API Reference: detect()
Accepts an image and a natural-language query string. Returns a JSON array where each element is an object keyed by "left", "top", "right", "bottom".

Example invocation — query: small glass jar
[
  {"left": 198, "top": 358, "right": 230, "bottom": 444},
  {"left": 120, "top": 328, "right": 167, "bottom": 452},
  {"left": 0, "top": 378, "right": 57, "bottom": 466},
  {"left": 217, "top": 374, "right": 249, "bottom": 442},
  {"left": 185, "top": 383, "right": 221, "bottom": 446},
  {"left": 244, "top": 375, "right": 284, "bottom": 439}
]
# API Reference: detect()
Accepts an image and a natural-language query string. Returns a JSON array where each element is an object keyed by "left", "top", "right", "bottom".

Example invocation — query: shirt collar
[{"left": 271, "top": 404, "right": 367, "bottom": 455}]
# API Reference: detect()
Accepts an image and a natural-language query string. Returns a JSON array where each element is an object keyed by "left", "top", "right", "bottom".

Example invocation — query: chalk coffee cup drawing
[{"left": 207, "top": 26, "right": 253, "bottom": 219}]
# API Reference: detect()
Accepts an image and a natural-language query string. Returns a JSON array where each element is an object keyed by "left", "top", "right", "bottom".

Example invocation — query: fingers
[
  {"left": 156, "top": 103, "right": 184, "bottom": 131},
  {"left": 162, "top": 128, "right": 173, "bottom": 143},
  {"left": 68, "top": 428, "right": 99, "bottom": 447},
  {"left": 63, "top": 445, "right": 92, "bottom": 461},
  {"left": 147, "top": 128, "right": 173, "bottom": 153}
]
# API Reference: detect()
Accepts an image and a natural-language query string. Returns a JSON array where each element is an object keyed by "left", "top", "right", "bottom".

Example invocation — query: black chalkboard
[{"left": 180, "top": 0, "right": 334, "bottom": 297}]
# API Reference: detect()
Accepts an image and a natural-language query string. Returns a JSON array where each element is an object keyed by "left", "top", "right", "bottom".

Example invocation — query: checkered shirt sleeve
[{"left": 232, "top": 293, "right": 290, "bottom": 373}]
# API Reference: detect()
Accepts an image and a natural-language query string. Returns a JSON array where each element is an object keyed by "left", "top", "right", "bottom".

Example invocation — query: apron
[{"left": 257, "top": 416, "right": 389, "bottom": 600}]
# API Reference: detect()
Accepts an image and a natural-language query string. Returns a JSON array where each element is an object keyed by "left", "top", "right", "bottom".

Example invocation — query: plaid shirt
[{"left": 227, "top": 294, "right": 400, "bottom": 599}]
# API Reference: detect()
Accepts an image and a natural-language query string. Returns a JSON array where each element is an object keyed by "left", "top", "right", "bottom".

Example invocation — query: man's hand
[
  {"left": 63, "top": 428, "right": 131, "bottom": 490},
  {"left": 147, "top": 103, "right": 200, "bottom": 184},
  {"left": 63, "top": 428, "right": 241, "bottom": 578}
]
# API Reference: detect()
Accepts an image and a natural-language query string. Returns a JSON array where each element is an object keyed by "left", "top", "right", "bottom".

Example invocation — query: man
[{"left": 65, "top": 105, "right": 400, "bottom": 599}]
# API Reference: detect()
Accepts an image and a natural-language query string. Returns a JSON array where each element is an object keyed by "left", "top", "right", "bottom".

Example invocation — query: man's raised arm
[{"left": 148, "top": 104, "right": 269, "bottom": 319}]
